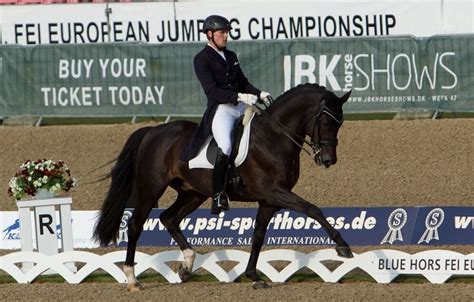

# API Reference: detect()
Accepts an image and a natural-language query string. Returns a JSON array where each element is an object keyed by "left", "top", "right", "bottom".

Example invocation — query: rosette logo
[
  {"left": 117, "top": 210, "right": 133, "bottom": 245},
  {"left": 381, "top": 208, "right": 408, "bottom": 244},
  {"left": 417, "top": 208, "right": 445, "bottom": 244}
]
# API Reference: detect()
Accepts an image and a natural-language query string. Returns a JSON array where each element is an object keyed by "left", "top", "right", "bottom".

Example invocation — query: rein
[{"left": 256, "top": 98, "right": 344, "bottom": 158}]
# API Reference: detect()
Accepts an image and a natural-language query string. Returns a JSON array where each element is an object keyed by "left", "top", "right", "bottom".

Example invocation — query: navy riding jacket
[{"left": 180, "top": 45, "right": 261, "bottom": 161}]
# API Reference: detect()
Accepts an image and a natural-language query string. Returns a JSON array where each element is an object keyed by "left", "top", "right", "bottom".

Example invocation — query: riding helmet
[{"left": 202, "top": 15, "right": 232, "bottom": 33}]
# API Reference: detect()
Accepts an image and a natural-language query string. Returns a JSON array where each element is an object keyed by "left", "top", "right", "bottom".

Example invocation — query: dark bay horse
[{"left": 93, "top": 83, "right": 353, "bottom": 291}]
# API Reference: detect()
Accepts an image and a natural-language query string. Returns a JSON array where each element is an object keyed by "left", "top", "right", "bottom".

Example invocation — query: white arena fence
[{"left": 1, "top": 249, "right": 473, "bottom": 284}]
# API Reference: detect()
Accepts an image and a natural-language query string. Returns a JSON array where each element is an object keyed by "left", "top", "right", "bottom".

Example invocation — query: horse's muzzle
[{"left": 314, "top": 153, "right": 336, "bottom": 168}]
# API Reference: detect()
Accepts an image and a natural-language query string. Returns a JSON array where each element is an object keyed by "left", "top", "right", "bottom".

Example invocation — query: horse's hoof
[
  {"left": 127, "top": 282, "right": 143, "bottom": 292},
  {"left": 336, "top": 246, "right": 354, "bottom": 258},
  {"left": 178, "top": 264, "right": 192, "bottom": 282},
  {"left": 252, "top": 280, "right": 270, "bottom": 289}
]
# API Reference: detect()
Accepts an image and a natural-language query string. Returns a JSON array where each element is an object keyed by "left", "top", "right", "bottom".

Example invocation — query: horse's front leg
[
  {"left": 267, "top": 187, "right": 353, "bottom": 258},
  {"left": 245, "top": 203, "right": 280, "bottom": 289}
]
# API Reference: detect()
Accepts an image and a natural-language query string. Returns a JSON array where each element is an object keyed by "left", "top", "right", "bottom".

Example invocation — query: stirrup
[{"left": 211, "top": 192, "right": 230, "bottom": 215}]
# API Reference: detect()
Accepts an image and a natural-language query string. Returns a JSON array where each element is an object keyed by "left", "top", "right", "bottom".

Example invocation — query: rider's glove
[
  {"left": 237, "top": 93, "right": 258, "bottom": 106},
  {"left": 259, "top": 91, "right": 273, "bottom": 107}
]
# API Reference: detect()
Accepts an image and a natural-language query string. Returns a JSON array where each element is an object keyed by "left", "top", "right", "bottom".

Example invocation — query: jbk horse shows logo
[{"left": 2, "top": 219, "right": 20, "bottom": 240}]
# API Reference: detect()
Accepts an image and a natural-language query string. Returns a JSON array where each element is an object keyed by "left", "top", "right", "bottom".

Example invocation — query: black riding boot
[{"left": 212, "top": 149, "right": 230, "bottom": 215}]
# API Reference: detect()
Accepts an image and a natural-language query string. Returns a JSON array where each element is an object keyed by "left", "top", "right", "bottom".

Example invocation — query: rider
[{"left": 180, "top": 15, "right": 272, "bottom": 215}]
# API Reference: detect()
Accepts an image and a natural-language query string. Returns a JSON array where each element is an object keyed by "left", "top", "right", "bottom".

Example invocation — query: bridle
[
  {"left": 309, "top": 99, "right": 344, "bottom": 158},
  {"left": 257, "top": 98, "right": 344, "bottom": 159}
]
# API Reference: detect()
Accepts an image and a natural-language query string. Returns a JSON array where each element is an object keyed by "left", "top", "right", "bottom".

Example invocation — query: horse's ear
[{"left": 339, "top": 90, "right": 351, "bottom": 104}]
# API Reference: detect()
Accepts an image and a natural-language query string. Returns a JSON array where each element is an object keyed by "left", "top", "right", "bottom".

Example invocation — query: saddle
[{"left": 188, "top": 111, "right": 256, "bottom": 171}]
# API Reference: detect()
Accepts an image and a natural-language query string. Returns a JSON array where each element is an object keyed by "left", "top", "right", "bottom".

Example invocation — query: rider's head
[{"left": 203, "top": 15, "right": 232, "bottom": 51}]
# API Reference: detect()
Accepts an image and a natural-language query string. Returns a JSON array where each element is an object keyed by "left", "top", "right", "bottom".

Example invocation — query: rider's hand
[
  {"left": 260, "top": 91, "right": 273, "bottom": 106},
  {"left": 237, "top": 93, "right": 258, "bottom": 106}
]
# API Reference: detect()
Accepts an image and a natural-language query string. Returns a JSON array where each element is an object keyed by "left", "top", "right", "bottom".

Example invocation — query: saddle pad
[{"left": 189, "top": 113, "right": 256, "bottom": 169}]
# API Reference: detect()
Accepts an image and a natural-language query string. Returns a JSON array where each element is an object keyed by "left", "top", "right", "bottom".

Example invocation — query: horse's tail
[{"left": 93, "top": 126, "right": 152, "bottom": 246}]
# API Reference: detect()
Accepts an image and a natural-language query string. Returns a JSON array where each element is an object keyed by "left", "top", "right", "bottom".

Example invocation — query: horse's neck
[{"left": 271, "top": 96, "right": 314, "bottom": 137}]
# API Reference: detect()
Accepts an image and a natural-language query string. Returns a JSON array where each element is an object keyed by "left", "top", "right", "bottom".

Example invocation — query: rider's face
[{"left": 209, "top": 30, "right": 229, "bottom": 49}]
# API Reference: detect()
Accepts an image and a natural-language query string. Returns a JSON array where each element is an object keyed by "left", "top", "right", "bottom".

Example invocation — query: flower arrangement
[{"left": 8, "top": 159, "right": 78, "bottom": 200}]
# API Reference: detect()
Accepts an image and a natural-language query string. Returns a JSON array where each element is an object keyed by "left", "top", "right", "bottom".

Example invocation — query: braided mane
[{"left": 268, "top": 83, "right": 334, "bottom": 113}]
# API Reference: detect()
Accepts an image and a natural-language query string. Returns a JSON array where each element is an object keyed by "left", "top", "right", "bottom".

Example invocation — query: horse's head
[{"left": 310, "top": 90, "right": 351, "bottom": 168}]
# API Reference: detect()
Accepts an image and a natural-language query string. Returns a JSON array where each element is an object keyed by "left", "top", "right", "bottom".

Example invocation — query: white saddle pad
[{"left": 189, "top": 113, "right": 256, "bottom": 169}]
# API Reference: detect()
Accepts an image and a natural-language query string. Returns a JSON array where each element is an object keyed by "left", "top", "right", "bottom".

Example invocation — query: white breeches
[{"left": 212, "top": 102, "right": 246, "bottom": 156}]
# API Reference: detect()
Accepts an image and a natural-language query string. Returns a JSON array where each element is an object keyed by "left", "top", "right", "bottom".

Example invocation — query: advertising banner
[
  {"left": 0, "top": 43, "right": 201, "bottom": 117},
  {"left": 0, "top": 1, "right": 473, "bottom": 45},
  {"left": 1, "top": 206, "right": 473, "bottom": 249},
  {"left": 0, "top": 35, "right": 473, "bottom": 117},
  {"left": 115, "top": 207, "right": 474, "bottom": 247}
]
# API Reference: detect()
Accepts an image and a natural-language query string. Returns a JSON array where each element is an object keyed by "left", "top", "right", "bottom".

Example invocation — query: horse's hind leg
[
  {"left": 124, "top": 184, "right": 167, "bottom": 292},
  {"left": 159, "top": 190, "right": 208, "bottom": 282},
  {"left": 245, "top": 203, "right": 280, "bottom": 289}
]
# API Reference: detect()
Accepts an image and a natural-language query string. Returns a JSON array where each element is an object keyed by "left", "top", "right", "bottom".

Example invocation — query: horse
[{"left": 93, "top": 83, "right": 353, "bottom": 291}]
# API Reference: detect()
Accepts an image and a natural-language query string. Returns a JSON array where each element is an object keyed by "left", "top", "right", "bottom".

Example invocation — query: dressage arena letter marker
[
  {"left": 34, "top": 206, "right": 57, "bottom": 256},
  {"left": 16, "top": 198, "right": 76, "bottom": 273},
  {"left": 38, "top": 214, "right": 54, "bottom": 235}
]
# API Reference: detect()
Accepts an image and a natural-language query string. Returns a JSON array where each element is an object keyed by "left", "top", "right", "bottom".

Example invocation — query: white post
[
  {"left": 59, "top": 203, "right": 74, "bottom": 253},
  {"left": 16, "top": 197, "right": 76, "bottom": 273},
  {"left": 17, "top": 206, "right": 34, "bottom": 271}
]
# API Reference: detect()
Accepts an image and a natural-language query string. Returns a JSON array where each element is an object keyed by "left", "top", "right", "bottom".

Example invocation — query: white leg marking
[
  {"left": 124, "top": 265, "right": 138, "bottom": 285},
  {"left": 183, "top": 248, "right": 195, "bottom": 271}
]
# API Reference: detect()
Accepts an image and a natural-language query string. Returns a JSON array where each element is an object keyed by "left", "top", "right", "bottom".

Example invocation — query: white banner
[{"left": 1, "top": 1, "right": 473, "bottom": 45}]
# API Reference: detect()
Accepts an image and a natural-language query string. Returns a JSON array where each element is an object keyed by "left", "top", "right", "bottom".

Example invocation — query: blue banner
[{"left": 116, "top": 207, "right": 474, "bottom": 247}]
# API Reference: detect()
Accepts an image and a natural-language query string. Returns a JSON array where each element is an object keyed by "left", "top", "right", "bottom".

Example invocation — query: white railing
[{"left": 1, "top": 249, "right": 472, "bottom": 284}]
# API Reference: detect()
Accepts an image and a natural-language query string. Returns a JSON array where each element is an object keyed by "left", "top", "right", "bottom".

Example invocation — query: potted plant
[
  {"left": 8, "top": 159, "right": 78, "bottom": 200},
  {"left": 9, "top": 159, "right": 78, "bottom": 272}
]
